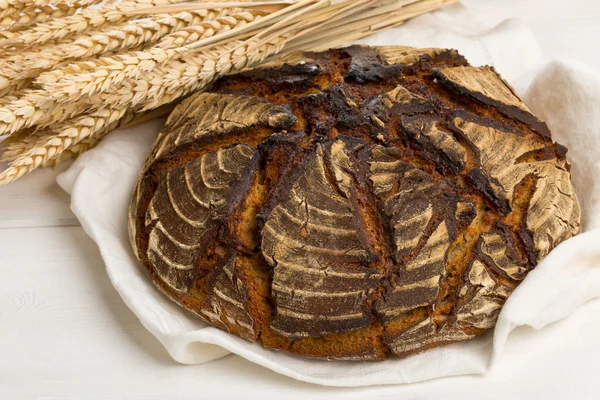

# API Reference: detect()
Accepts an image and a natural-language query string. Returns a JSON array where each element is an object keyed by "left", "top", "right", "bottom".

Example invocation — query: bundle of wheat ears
[{"left": 0, "top": 0, "right": 455, "bottom": 185}]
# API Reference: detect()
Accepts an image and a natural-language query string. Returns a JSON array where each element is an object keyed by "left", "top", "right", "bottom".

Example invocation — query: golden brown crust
[{"left": 128, "top": 45, "right": 581, "bottom": 361}]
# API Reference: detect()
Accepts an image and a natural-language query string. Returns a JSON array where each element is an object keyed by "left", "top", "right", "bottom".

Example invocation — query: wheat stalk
[{"left": 0, "top": 0, "right": 455, "bottom": 185}]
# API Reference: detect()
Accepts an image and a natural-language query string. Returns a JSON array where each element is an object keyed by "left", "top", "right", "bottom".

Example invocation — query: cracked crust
[{"left": 128, "top": 45, "right": 581, "bottom": 361}]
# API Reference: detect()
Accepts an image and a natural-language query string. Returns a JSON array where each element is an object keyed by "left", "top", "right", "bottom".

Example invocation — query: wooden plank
[
  {"left": 0, "top": 227, "right": 599, "bottom": 398},
  {"left": 0, "top": 163, "right": 78, "bottom": 229}
]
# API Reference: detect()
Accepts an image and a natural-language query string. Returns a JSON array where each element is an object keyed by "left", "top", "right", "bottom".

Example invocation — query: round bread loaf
[{"left": 128, "top": 45, "right": 581, "bottom": 361}]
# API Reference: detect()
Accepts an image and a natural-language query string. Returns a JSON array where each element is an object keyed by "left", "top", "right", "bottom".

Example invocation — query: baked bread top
[{"left": 128, "top": 45, "right": 581, "bottom": 361}]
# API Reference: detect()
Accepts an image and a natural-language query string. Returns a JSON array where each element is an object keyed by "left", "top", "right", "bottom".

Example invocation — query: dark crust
[
  {"left": 219, "top": 62, "right": 322, "bottom": 92},
  {"left": 343, "top": 45, "right": 402, "bottom": 83},
  {"left": 129, "top": 45, "right": 580, "bottom": 362},
  {"left": 467, "top": 168, "right": 510, "bottom": 214}
]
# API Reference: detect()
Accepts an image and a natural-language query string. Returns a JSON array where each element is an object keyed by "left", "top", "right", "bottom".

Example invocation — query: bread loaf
[{"left": 128, "top": 45, "right": 581, "bottom": 361}]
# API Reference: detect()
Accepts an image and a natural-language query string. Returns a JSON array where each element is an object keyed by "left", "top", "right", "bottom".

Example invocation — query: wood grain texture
[{"left": 129, "top": 44, "right": 581, "bottom": 361}]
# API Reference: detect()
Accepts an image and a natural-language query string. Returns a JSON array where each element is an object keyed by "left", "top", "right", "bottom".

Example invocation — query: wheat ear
[
  {"left": 0, "top": 4, "right": 76, "bottom": 30},
  {"left": 0, "top": 10, "right": 217, "bottom": 84},
  {"left": 0, "top": 89, "right": 88, "bottom": 135},
  {"left": 0, "top": 106, "right": 128, "bottom": 185},
  {"left": 0, "top": 0, "right": 107, "bottom": 31},
  {"left": 73, "top": 35, "right": 288, "bottom": 112},
  {"left": 0, "top": 103, "right": 176, "bottom": 180},
  {"left": 1, "top": 0, "right": 191, "bottom": 47},
  {"left": 47, "top": 103, "right": 177, "bottom": 166},
  {"left": 37, "top": 11, "right": 260, "bottom": 98}
]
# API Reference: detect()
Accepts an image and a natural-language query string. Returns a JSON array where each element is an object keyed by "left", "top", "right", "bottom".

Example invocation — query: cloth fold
[{"left": 57, "top": 4, "right": 600, "bottom": 387}]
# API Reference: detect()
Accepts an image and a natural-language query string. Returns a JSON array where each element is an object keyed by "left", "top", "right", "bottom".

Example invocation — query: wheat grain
[
  {"left": 2, "top": 0, "right": 191, "bottom": 47},
  {"left": 0, "top": 128, "right": 42, "bottom": 162},
  {"left": 0, "top": 78, "right": 33, "bottom": 98},
  {"left": 16, "top": 0, "right": 51, "bottom": 8},
  {"left": 0, "top": 0, "right": 20, "bottom": 9},
  {"left": 0, "top": 89, "right": 88, "bottom": 135},
  {"left": 36, "top": 11, "right": 259, "bottom": 97},
  {"left": 1, "top": 4, "right": 76, "bottom": 31},
  {"left": 45, "top": 135, "right": 104, "bottom": 167},
  {"left": 0, "top": 54, "right": 33, "bottom": 89},
  {"left": 0, "top": 0, "right": 25, "bottom": 14}
]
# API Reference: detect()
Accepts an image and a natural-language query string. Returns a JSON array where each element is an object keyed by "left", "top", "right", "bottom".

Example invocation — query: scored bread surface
[{"left": 128, "top": 45, "right": 581, "bottom": 361}]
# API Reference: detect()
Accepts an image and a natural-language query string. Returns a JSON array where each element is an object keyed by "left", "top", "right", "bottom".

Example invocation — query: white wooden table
[{"left": 2, "top": 1, "right": 600, "bottom": 398}]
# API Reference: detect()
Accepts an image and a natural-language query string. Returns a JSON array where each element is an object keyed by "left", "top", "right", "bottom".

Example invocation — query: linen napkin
[{"left": 56, "top": 4, "right": 600, "bottom": 387}]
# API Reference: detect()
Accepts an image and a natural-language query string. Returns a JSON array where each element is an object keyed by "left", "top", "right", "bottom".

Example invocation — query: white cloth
[{"left": 57, "top": 4, "right": 600, "bottom": 387}]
